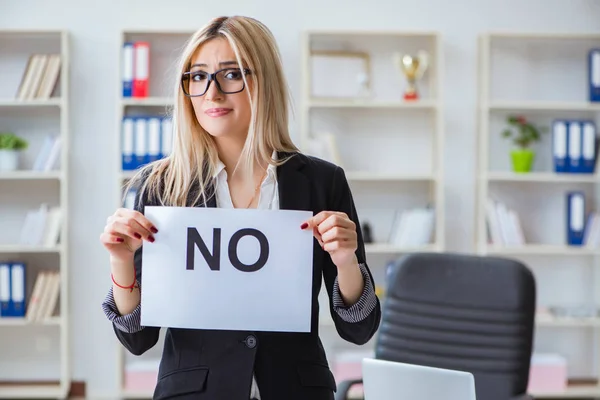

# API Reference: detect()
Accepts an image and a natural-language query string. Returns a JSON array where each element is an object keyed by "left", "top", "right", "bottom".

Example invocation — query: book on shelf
[
  {"left": 582, "top": 211, "right": 600, "bottom": 248},
  {"left": 19, "top": 204, "right": 61, "bottom": 247},
  {"left": 25, "top": 270, "right": 60, "bottom": 321},
  {"left": 388, "top": 206, "right": 434, "bottom": 247},
  {"left": 486, "top": 198, "right": 525, "bottom": 246},
  {"left": 31, "top": 134, "right": 61, "bottom": 172},
  {"left": 15, "top": 54, "right": 61, "bottom": 101}
]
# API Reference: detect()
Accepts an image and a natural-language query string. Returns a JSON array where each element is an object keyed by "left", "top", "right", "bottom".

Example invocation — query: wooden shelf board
[
  {"left": 308, "top": 98, "right": 437, "bottom": 109},
  {"left": 365, "top": 243, "right": 438, "bottom": 254},
  {"left": 0, "top": 382, "right": 67, "bottom": 399},
  {"left": 120, "top": 388, "right": 154, "bottom": 399},
  {"left": 536, "top": 315, "right": 600, "bottom": 328},
  {"left": 486, "top": 32, "right": 600, "bottom": 40},
  {"left": 122, "top": 29, "right": 195, "bottom": 35},
  {"left": 0, "top": 317, "right": 61, "bottom": 326},
  {"left": 0, "top": 29, "right": 66, "bottom": 35},
  {"left": 484, "top": 244, "right": 598, "bottom": 256},
  {"left": 307, "top": 29, "right": 440, "bottom": 38},
  {"left": 0, "top": 171, "right": 62, "bottom": 180},
  {"left": 122, "top": 97, "right": 173, "bottom": 107},
  {"left": 486, "top": 171, "right": 598, "bottom": 183},
  {"left": 0, "top": 245, "right": 62, "bottom": 254},
  {"left": 346, "top": 171, "right": 435, "bottom": 181},
  {"left": 0, "top": 98, "right": 62, "bottom": 108},
  {"left": 487, "top": 101, "right": 600, "bottom": 112},
  {"left": 531, "top": 384, "right": 600, "bottom": 398}
]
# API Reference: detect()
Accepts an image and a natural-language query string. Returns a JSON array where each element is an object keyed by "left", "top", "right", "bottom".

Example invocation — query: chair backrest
[{"left": 376, "top": 252, "right": 536, "bottom": 400}]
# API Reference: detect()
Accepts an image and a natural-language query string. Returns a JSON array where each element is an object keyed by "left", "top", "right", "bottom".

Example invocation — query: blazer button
[{"left": 244, "top": 334, "right": 257, "bottom": 349}]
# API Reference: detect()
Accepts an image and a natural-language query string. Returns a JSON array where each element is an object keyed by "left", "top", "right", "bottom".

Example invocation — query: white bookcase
[
  {"left": 114, "top": 29, "right": 192, "bottom": 399},
  {"left": 0, "top": 30, "right": 70, "bottom": 398},
  {"left": 300, "top": 29, "right": 444, "bottom": 254},
  {"left": 476, "top": 32, "right": 600, "bottom": 398},
  {"left": 300, "top": 29, "right": 444, "bottom": 387}
]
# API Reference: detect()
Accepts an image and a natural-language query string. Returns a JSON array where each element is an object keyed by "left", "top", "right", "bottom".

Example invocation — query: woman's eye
[
  {"left": 191, "top": 73, "right": 207, "bottom": 81},
  {"left": 224, "top": 70, "right": 242, "bottom": 80}
]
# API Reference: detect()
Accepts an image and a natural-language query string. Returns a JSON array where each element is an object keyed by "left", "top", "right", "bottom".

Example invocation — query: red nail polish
[
  {"left": 300, "top": 223, "right": 308, "bottom": 229},
  {"left": 134, "top": 233, "right": 142, "bottom": 239},
  {"left": 151, "top": 226, "right": 158, "bottom": 233},
  {"left": 148, "top": 235, "right": 155, "bottom": 243},
  {"left": 116, "top": 238, "right": 124, "bottom": 243}
]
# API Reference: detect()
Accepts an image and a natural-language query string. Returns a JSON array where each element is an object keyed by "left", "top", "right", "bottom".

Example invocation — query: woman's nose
[{"left": 204, "top": 78, "right": 223, "bottom": 101}]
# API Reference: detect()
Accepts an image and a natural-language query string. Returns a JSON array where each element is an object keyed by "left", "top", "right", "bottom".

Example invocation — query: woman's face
[{"left": 186, "top": 38, "right": 252, "bottom": 141}]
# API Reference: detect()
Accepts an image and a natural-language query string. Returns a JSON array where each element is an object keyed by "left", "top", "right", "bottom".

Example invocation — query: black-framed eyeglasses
[{"left": 181, "top": 67, "right": 252, "bottom": 97}]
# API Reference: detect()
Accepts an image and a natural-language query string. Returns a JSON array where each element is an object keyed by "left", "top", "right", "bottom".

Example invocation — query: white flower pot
[{"left": 0, "top": 150, "right": 20, "bottom": 172}]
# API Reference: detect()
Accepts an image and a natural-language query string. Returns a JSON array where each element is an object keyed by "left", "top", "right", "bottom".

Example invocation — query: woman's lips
[{"left": 205, "top": 108, "right": 232, "bottom": 117}]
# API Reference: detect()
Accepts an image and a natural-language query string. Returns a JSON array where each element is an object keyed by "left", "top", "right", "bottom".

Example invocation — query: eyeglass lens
[{"left": 183, "top": 68, "right": 245, "bottom": 96}]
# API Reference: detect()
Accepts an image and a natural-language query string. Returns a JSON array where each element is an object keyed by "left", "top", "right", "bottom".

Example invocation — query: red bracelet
[{"left": 111, "top": 272, "right": 138, "bottom": 292}]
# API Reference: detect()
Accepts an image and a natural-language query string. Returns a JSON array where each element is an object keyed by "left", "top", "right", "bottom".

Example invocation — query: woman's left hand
[{"left": 301, "top": 211, "right": 358, "bottom": 269}]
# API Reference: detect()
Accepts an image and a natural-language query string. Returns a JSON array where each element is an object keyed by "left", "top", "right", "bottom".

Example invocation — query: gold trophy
[{"left": 393, "top": 51, "right": 429, "bottom": 100}]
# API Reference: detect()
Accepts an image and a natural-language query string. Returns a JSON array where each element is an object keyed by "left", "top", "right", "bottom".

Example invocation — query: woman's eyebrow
[{"left": 189, "top": 61, "right": 239, "bottom": 68}]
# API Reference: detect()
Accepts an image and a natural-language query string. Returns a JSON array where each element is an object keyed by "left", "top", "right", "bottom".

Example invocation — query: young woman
[{"left": 100, "top": 15, "right": 380, "bottom": 400}]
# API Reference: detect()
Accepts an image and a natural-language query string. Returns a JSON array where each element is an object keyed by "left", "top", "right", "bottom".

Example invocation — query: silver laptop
[{"left": 362, "top": 358, "right": 477, "bottom": 400}]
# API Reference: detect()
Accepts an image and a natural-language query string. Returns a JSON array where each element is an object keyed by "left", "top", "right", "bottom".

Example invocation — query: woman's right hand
[{"left": 100, "top": 208, "right": 158, "bottom": 262}]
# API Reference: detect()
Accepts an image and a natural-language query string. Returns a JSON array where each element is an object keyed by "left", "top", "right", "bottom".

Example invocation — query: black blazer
[{"left": 113, "top": 152, "right": 381, "bottom": 400}]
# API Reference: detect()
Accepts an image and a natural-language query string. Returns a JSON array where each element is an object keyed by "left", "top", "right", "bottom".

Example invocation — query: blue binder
[
  {"left": 10, "top": 262, "right": 25, "bottom": 318},
  {"left": 161, "top": 117, "right": 173, "bottom": 159},
  {"left": 147, "top": 117, "right": 162, "bottom": 163},
  {"left": 0, "top": 263, "right": 10, "bottom": 317},
  {"left": 581, "top": 120, "right": 597, "bottom": 174},
  {"left": 122, "top": 42, "right": 134, "bottom": 97},
  {"left": 567, "top": 191, "right": 586, "bottom": 246},
  {"left": 134, "top": 117, "right": 148, "bottom": 169},
  {"left": 567, "top": 121, "right": 583, "bottom": 173},
  {"left": 589, "top": 49, "right": 600, "bottom": 102},
  {"left": 552, "top": 119, "right": 568, "bottom": 173},
  {"left": 122, "top": 117, "right": 136, "bottom": 170}
]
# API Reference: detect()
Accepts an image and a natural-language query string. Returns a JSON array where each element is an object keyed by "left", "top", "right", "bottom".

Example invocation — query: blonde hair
[{"left": 124, "top": 16, "right": 298, "bottom": 209}]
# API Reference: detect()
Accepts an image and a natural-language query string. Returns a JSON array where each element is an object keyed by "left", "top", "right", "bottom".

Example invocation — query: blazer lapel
[
  {"left": 204, "top": 189, "right": 217, "bottom": 208},
  {"left": 276, "top": 152, "right": 312, "bottom": 213}
]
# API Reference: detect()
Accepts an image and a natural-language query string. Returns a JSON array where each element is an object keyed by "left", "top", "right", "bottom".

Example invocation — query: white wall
[{"left": 2, "top": 0, "right": 600, "bottom": 397}]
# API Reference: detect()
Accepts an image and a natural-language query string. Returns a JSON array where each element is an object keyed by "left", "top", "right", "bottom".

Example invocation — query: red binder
[{"left": 133, "top": 41, "right": 149, "bottom": 97}]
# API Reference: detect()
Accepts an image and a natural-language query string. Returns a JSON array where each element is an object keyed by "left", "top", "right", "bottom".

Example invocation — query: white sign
[{"left": 140, "top": 206, "right": 314, "bottom": 332}]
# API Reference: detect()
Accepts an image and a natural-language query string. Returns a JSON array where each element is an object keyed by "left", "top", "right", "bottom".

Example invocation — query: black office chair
[{"left": 335, "top": 252, "right": 536, "bottom": 400}]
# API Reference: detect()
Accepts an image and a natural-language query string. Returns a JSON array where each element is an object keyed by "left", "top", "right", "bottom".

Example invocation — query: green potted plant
[
  {"left": 0, "top": 132, "right": 28, "bottom": 172},
  {"left": 501, "top": 115, "right": 548, "bottom": 173}
]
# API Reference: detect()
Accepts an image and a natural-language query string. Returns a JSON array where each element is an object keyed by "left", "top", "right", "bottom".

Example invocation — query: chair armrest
[{"left": 335, "top": 378, "right": 363, "bottom": 400}]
